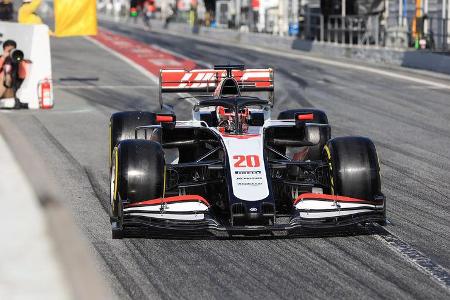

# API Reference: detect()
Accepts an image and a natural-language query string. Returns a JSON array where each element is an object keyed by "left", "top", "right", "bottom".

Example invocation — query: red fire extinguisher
[{"left": 38, "top": 78, "right": 53, "bottom": 109}]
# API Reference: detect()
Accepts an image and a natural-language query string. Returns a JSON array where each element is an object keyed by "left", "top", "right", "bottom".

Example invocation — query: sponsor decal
[
  {"left": 160, "top": 69, "right": 272, "bottom": 90},
  {"left": 233, "top": 154, "right": 261, "bottom": 168},
  {"left": 233, "top": 155, "right": 263, "bottom": 186},
  {"left": 235, "top": 171, "right": 261, "bottom": 174},
  {"left": 223, "top": 136, "right": 269, "bottom": 200}
]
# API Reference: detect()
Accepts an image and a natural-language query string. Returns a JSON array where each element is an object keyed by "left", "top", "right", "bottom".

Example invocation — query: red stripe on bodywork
[
  {"left": 297, "top": 113, "right": 314, "bottom": 121},
  {"left": 125, "top": 195, "right": 210, "bottom": 208},
  {"left": 160, "top": 69, "right": 273, "bottom": 91},
  {"left": 294, "top": 193, "right": 378, "bottom": 206},
  {"left": 220, "top": 134, "right": 260, "bottom": 139},
  {"left": 156, "top": 115, "right": 174, "bottom": 123}
]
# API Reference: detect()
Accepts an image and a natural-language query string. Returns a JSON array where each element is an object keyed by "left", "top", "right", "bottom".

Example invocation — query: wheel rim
[{"left": 110, "top": 148, "right": 118, "bottom": 213}]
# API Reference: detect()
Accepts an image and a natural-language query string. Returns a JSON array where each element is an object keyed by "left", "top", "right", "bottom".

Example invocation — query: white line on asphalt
[
  {"left": 48, "top": 108, "right": 94, "bottom": 114},
  {"left": 406, "top": 85, "right": 449, "bottom": 90},
  {"left": 99, "top": 17, "right": 213, "bottom": 69},
  {"left": 374, "top": 227, "right": 450, "bottom": 291},
  {"left": 84, "top": 36, "right": 197, "bottom": 106},
  {"left": 85, "top": 36, "right": 160, "bottom": 82},
  {"left": 248, "top": 47, "right": 450, "bottom": 90}
]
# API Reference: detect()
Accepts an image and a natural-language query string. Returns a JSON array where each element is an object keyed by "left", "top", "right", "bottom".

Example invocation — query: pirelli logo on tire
[
  {"left": 110, "top": 147, "right": 119, "bottom": 212},
  {"left": 323, "top": 145, "right": 334, "bottom": 195}
]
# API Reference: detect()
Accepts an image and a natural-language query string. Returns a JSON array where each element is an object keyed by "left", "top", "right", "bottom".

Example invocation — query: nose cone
[
  {"left": 231, "top": 202, "right": 275, "bottom": 225},
  {"left": 247, "top": 211, "right": 261, "bottom": 220}
]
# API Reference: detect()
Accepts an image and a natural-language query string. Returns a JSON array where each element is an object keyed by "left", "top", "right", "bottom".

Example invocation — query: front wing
[{"left": 115, "top": 193, "right": 385, "bottom": 236}]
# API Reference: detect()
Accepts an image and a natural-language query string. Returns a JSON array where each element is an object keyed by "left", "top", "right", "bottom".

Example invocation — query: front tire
[
  {"left": 110, "top": 140, "right": 165, "bottom": 238},
  {"left": 324, "top": 136, "right": 381, "bottom": 201},
  {"left": 117, "top": 139, "right": 165, "bottom": 203}
]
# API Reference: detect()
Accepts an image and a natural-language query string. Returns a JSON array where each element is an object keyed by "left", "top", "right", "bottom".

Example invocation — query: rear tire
[
  {"left": 324, "top": 136, "right": 381, "bottom": 201},
  {"left": 278, "top": 108, "right": 330, "bottom": 160},
  {"left": 110, "top": 111, "right": 157, "bottom": 163}
]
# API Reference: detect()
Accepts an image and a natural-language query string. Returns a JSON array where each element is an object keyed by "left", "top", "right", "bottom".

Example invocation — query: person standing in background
[
  {"left": 0, "top": 39, "right": 30, "bottom": 108},
  {"left": 0, "top": 0, "right": 14, "bottom": 21},
  {"left": 18, "top": 0, "right": 43, "bottom": 24},
  {"left": 163, "top": 3, "right": 175, "bottom": 29},
  {"left": 143, "top": 0, "right": 156, "bottom": 29},
  {"left": 18, "top": 0, "right": 54, "bottom": 35}
]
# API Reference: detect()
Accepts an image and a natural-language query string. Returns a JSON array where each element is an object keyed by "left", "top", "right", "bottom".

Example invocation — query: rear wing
[{"left": 159, "top": 67, "right": 274, "bottom": 108}]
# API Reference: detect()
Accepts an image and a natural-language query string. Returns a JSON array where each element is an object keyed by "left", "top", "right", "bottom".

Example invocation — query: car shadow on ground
[{"left": 120, "top": 223, "right": 388, "bottom": 240}]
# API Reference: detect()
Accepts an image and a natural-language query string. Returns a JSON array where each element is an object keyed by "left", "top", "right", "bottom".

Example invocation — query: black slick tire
[
  {"left": 278, "top": 108, "right": 330, "bottom": 160},
  {"left": 324, "top": 136, "right": 381, "bottom": 201},
  {"left": 116, "top": 139, "right": 165, "bottom": 203},
  {"left": 109, "top": 111, "right": 157, "bottom": 163},
  {"left": 110, "top": 140, "right": 165, "bottom": 238}
]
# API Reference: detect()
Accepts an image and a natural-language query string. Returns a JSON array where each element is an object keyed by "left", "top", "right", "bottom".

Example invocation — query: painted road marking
[
  {"left": 92, "top": 29, "right": 197, "bottom": 75},
  {"left": 48, "top": 108, "right": 94, "bottom": 114},
  {"left": 85, "top": 36, "right": 160, "bottom": 82},
  {"left": 407, "top": 85, "right": 450, "bottom": 90},
  {"left": 254, "top": 48, "right": 450, "bottom": 90},
  {"left": 85, "top": 30, "right": 198, "bottom": 106},
  {"left": 371, "top": 225, "right": 450, "bottom": 291}
]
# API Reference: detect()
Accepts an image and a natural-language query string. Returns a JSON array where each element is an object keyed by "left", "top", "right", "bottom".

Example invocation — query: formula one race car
[{"left": 109, "top": 65, "right": 385, "bottom": 238}]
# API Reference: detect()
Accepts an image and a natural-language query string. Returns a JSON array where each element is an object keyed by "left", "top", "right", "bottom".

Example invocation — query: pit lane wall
[
  {"left": 98, "top": 14, "right": 450, "bottom": 76},
  {"left": 0, "top": 22, "right": 53, "bottom": 109},
  {"left": 0, "top": 116, "right": 109, "bottom": 299}
]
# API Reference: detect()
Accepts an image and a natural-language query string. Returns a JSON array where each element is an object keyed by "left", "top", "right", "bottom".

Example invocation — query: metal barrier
[
  {"left": 304, "top": 12, "right": 449, "bottom": 51},
  {"left": 98, "top": 3, "right": 449, "bottom": 52},
  {"left": 304, "top": 13, "right": 382, "bottom": 46},
  {"left": 386, "top": 15, "right": 449, "bottom": 51},
  {"left": 303, "top": 13, "right": 324, "bottom": 42}
]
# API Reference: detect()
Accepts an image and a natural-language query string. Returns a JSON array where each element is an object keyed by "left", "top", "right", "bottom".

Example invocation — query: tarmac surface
[{"left": 3, "top": 20, "right": 450, "bottom": 299}]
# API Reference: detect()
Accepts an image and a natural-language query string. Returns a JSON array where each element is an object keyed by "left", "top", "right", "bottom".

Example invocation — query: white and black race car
[{"left": 109, "top": 65, "right": 385, "bottom": 238}]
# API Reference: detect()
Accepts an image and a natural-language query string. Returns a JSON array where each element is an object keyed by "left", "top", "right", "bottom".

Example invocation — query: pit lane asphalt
[{"left": 2, "top": 22, "right": 449, "bottom": 299}]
